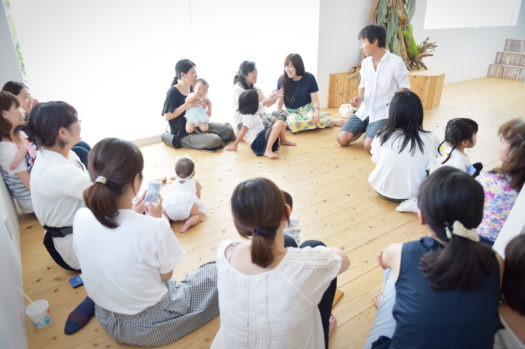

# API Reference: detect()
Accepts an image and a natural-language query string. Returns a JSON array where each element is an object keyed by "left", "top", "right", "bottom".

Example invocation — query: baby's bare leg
[
  {"left": 198, "top": 122, "right": 209, "bottom": 132},
  {"left": 179, "top": 204, "right": 201, "bottom": 233},
  {"left": 186, "top": 121, "right": 195, "bottom": 134}
]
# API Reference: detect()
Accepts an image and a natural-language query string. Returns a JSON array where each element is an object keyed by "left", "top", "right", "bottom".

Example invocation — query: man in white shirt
[{"left": 337, "top": 24, "right": 410, "bottom": 152}]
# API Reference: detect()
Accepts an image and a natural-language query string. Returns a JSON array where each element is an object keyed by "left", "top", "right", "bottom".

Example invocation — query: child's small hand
[
  {"left": 147, "top": 195, "right": 163, "bottom": 218},
  {"left": 227, "top": 144, "right": 238, "bottom": 152}
]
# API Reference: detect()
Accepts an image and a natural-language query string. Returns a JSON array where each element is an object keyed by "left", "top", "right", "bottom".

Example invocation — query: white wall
[
  {"left": 0, "top": 181, "right": 27, "bottom": 349},
  {"left": 0, "top": 1, "right": 23, "bottom": 84},
  {"left": 316, "top": 0, "right": 525, "bottom": 107},
  {"left": 0, "top": 4, "right": 27, "bottom": 347},
  {"left": 316, "top": 0, "right": 369, "bottom": 108},
  {"left": 411, "top": 0, "right": 525, "bottom": 84}
]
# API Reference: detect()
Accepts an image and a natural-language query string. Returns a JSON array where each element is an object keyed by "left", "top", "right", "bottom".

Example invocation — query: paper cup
[{"left": 25, "top": 299, "right": 50, "bottom": 328}]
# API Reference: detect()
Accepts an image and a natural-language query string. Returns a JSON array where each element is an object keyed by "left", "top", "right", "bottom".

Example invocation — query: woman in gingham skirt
[{"left": 72, "top": 137, "right": 218, "bottom": 346}]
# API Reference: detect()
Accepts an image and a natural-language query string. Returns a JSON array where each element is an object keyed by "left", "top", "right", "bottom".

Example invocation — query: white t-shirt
[
  {"left": 73, "top": 208, "right": 186, "bottom": 315},
  {"left": 438, "top": 144, "right": 476, "bottom": 175},
  {"left": 211, "top": 240, "right": 341, "bottom": 349},
  {"left": 356, "top": 51, "right": 410, "bottom": 123},
  {"left": 0, "top": 140, "right": 34, "bottom": 213},
  {"left": 30, "top": 149, "right": 91, "bottom": 270},
  {"left": 369, "top": 130, "right": 439, "bottom": 199},
  {"left": 232, "top": 83, "right": 266, "bottom": 127},
  {"left": 242, "top": 113, "right": 265, "bottom": 144}
]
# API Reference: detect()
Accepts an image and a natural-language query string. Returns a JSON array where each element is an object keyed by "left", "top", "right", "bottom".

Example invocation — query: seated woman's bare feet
[
  {"left": 372, "top": 292, "right": 382, "bottom": 309},
  {"left": 280, "top": 140, "right": 296, "bottom": 146},
  {"left": 328, "top": 314, "right": 337, "bottom": 338},
  {"left": 263, "top": 151, "right": 279, "bottom": 159}
]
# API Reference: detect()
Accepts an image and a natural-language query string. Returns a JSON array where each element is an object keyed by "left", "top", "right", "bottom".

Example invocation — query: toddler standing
[{"left": 164, "top": 156, "right": 207, "bottom": 233}]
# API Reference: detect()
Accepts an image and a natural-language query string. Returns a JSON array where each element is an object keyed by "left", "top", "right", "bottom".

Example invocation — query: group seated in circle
[{"left": 1, "top": 23, "right": 524, "bottom": 349}]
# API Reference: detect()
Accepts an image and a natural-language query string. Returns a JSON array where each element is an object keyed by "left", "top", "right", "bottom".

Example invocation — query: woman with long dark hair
[
  {"left": 161, "top": 59, "right": 235, "bottom": 150},
  {"left": 368, "top": 91, "right": 439, "bottom": 202}
]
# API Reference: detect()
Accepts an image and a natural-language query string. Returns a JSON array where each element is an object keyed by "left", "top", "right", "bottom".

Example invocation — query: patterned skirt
[
  {"left": 286, "top": 103, "right": 331, "bottom": 133},
  {"left": 95, "top": 262, "right": 219, "bottom": 347}
]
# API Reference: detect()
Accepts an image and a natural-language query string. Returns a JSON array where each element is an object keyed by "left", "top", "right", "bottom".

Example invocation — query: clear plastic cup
[{"left": 25, "top": 299, "right": 50, "bottom": 328}]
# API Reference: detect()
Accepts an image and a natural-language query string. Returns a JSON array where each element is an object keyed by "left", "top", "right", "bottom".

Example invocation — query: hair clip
[
  {"left": 95, "top": 176, "right": 107, "bottom": 184},
  {"left": 253, "top": 226, "right": 268, "bottom": 237},
  {"left": 445, "top": 221, "right": 480, "bottom": 242}
]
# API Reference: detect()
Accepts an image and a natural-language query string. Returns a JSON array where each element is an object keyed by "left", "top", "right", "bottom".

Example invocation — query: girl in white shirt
[
  {"left": 212, "top": 177, "right": 350, "bottom": 349},
  {"left": 438, "top": 118, "right": 482, "bottom": 177},
  {"left": 73, "top": 138, "right": 218, "bottom": 346},
  {"left": 369, "top": 91, "right": 439, "bottom": 201},
  {"left": 227, "top": 89, "right": 296, "bottom": 159},
  {"left": 232, "top": 60, "right": 281, "bottom": 130}
]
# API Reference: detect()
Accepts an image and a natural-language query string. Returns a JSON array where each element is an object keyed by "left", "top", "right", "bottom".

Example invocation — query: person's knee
[
  {"left": 363, "top": 138, "right": 372, "bottom": 153},
  {"left": 300, "top": 240, "right": 326, "bottom": 248},
  {"left": 207, "top": 135, "right": 223, "bottom": 148},
  {"left": 337, "top": 131, "right": 352, "bottom": 146},
  {"left": 161, "top": 132, "right": 174, "bottom": 147}
]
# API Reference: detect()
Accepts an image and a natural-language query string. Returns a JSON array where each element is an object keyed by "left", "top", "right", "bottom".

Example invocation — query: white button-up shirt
[{"left": 356, "top": 50, "right": 410, "bottom": 123}]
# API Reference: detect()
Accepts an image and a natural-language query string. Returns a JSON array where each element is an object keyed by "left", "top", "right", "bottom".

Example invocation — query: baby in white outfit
[{"left": 163, "top": 156, "right": 207, "bottom": 233}]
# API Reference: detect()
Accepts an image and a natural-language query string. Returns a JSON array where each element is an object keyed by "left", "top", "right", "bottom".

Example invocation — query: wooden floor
[{"left": 20, "top": 77, "right": 525, "bottom": 349}]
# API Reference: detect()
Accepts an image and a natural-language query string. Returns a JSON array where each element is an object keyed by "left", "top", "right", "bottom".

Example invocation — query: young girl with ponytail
[
  {"left": 72, "top": 138, "right": 218, "bottom": 346},
  {"left": 365, "top": 167, "right": 502, "bottom": 349},
  {"left": 212, "top": 177, "right": 350, "bottom": 349},
  {"left": 438, "top": 117, "right": 482, "bottom": 177}
]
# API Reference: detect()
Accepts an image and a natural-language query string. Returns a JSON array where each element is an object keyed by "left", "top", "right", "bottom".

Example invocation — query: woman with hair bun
[
  {"left": 23, "top": 101, "right": 90, "bottom": 271},
  {"left": 73, "top": 137, "right": 218, "bottom": 346},
  {"left": 212, "top": 177, "right": 349, "bottom": 349}
]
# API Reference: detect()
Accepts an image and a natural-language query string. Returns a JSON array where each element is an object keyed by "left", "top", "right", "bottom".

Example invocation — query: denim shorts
[{"left": 341, "top": 115, "right": 387, "bottom": 139}]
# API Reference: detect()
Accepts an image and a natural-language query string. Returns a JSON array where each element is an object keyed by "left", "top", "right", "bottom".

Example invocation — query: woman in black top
[{"left": 161, "top": 59, "right": 235, "bottom": 150}]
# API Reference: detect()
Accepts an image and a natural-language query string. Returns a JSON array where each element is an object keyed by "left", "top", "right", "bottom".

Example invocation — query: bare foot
[
  {"left": 179, "top": 220, "right": 193, "bottom": 233},
  {"left": 280, "top": 140, "right": 296, "bottom": 146},
  {"left": 328, "top": 314, "right": 337, "bottom": 338},
  {"left": 331, "top": 119, "right": 345, "bottom": 127},
  {"left": 263, "top": 151, "right": 279, "bottom": 159},
  {"left": 372, "top": 292, "right": 382, "bottom": 309}
]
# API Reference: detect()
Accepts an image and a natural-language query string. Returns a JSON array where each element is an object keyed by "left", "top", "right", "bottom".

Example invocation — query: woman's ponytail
[
  {"left": 84, "top": 138, "right": 144, "bottom": 229},
  {"left": 84, "top": 180, "right": 121, "bottom": 228},
  {"left": 231, "top": 178, "right": 288, "bottom": 268}
]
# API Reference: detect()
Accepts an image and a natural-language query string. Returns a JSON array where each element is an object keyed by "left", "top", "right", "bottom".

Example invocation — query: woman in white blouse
[{"left": 212, "top": 177, "right": 350, "bottom": 349}]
